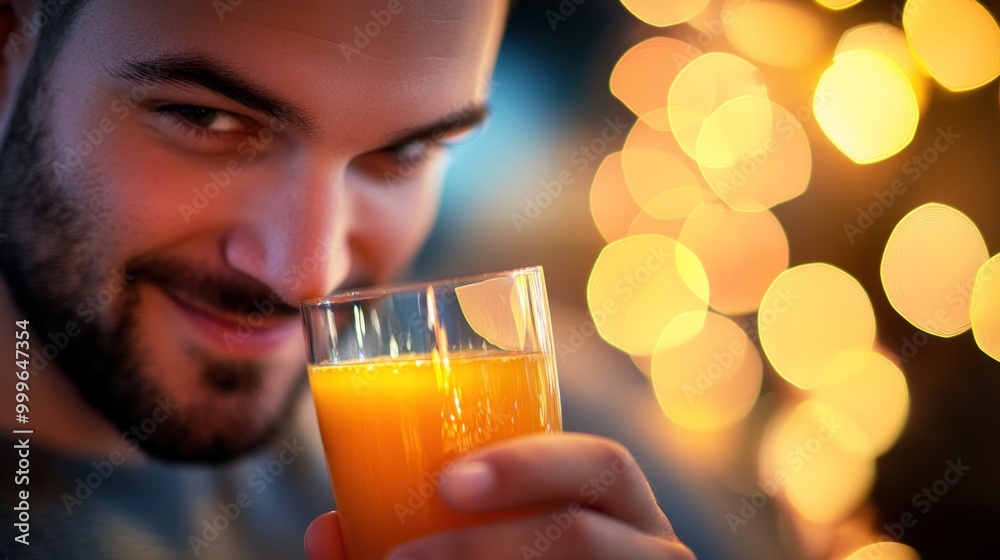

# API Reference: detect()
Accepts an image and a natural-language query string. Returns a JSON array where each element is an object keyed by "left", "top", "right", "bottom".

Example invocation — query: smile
[{"left": 159, "top": 286, "right": 301, "bottom": 356}]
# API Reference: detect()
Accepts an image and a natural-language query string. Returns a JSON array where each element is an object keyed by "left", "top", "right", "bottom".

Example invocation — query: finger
[
  {"left": 304, "top": 511, "right": 347, "bottom": 560},
  {"left": 439, "top": 433, "right": 673, "bottom": 537},
  {"left": 384, "top": 509, "right": 696, "bottom": 560}
]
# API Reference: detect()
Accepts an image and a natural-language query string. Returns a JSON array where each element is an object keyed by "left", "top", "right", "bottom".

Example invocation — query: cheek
[
  {"left": 100, "top": 128, "right": 221, "bottom": 229},
  {"left": 49, "top": 101, "right": 215, "bottom": 252}
]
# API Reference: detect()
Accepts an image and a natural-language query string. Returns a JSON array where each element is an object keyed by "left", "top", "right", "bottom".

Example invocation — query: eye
[
  {"left": 156, "top": 104, "right": 251, "bottom": 138},
  {"left": 351, "top": 126, "right": 481, "bottom": 185},
  {"left": 385, "top": 138, "right": 442, "bottom": 166},
  {"left": 383, "top": 127, "right": 479, "bottom": 167}
]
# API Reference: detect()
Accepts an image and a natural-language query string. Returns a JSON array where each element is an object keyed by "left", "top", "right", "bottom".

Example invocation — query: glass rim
[{"left": 299, "top": 265, "right": 543, "bottom": 308}]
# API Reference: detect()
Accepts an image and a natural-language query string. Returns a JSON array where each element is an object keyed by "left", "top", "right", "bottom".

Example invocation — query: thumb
[{"left": 305, "top": 511, "right": 347, "bottom": 560}]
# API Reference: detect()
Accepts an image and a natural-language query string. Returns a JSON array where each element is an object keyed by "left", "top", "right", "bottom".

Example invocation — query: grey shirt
[{"left": 2, "top": 395, "right": 334, "bottom": 560}]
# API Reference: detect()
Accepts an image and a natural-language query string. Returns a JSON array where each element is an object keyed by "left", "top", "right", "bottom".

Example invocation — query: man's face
[{"left": 0, "top": 0, "right": 505, "bottom": 461}]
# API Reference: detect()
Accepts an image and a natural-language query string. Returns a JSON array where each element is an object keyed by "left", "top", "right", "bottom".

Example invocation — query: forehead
[{"left": 67, "top": 0, "right": 505, "bottom": 143}]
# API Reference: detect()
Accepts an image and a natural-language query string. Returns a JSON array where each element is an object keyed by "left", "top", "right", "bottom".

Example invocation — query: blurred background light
[
  {"left": 611, "top": 37, "right": 700, "bottom": 130},
  {"left": 696, "top": 94, "right": 775, "bottom": 169},
  {"left": 835, "top": 22, "right": 932, "bottom": 112},
  {"left": 760, "top": 401, "right": 876, "bottom": 524},
  {"left": 619, "top": 0, "right": 711, "bottom": 27},
  {"left": 880, "top": 202, "right": 988, "bottom": 338},
  {"left": 809, "top": 349, "right": 910, "bottom": 457},
  {"left": 629, "top": 187, "right": 706, "bottom": 238},
  {"left": 759, "top": 263, "right": 876, "bottom": 389},
  {"left": 969, "top": 254, "right": 1000, "bottom": 360},
  {"left": 722, "top": 0, "right": 829, "bottom": 69},
  {"left": 843, "top": 542, "right": 922, "bottom": 560},
  {"left": 814, "top": 50, "right": 919, "bottom": 164},
  {"left": 668, "top": 53, "right": 770, "bottom": 163},
  {"left": 903, "top": 0, "right": 1000, "bottom": 92},
  {"left": 699, "top": 100, "right": 812, "bottom": 211},
  {"left": 652, "top": 311, "right": 763, "bottom": 431},
  {"left": 587, "top": 234, "right": 710, "bottom": 355},
  {"left": 589, "top": 152, "right": 641, "bottom": 243},
  {"left": 678, "top": 203, "right": 789, "bottom": 315},
  {"left": 622, "top": 116, "right": 704, "bottom": 213},
  {"left": 815, "top": 0, "right": 863, "bottom": 10}
]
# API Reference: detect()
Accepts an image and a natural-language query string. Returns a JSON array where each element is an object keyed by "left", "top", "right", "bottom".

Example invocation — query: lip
[{"left": 160, "top": 286, "right": 300, "bottom": 356}]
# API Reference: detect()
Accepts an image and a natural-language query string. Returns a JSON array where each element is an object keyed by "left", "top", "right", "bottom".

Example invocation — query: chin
[
  {"left": 117, "top": 325, "right": 310, "bottom": 463},
  {"left": 136, "top": 369, "right": 309, "bottom": 464}
]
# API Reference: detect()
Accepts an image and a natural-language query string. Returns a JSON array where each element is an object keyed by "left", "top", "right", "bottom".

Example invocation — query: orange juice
[{"left": 308, "top": 351, "right": 561, "bottom": 560}]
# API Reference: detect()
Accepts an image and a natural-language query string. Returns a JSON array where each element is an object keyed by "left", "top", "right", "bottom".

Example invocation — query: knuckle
[
  {"left": 561, "top": 510, "right": 606, "bottom": 548},
  {"left": 598, "top": 438, "right": 637, "bottom": 474}
]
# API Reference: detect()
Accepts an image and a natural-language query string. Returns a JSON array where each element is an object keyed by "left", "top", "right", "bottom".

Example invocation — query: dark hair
[
  {"left": 13, "top": 0, "right": 89, "bottom": 112},
  {"left": 33, "top": 1, "right": 88, "bottom": 60}
]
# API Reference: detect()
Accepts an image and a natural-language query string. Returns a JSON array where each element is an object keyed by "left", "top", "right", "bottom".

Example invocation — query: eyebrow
[
  {"left": 380, "top": 104, "right": 490, "bottom": 149},
  {"left": 112, "top": 54, "right": 318, "bottom": 135},
  {"left": 110, "top": 54, "right": 490, "bottom": 149}
]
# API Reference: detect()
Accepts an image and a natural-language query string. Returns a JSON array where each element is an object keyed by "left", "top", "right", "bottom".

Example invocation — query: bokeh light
[
  {"left": 760, "top": 401, "right": 876, "bottom": 524},
  {"left": 816, "top": 0, "right": 863, "bottom": 9},
  {"left": 622, "top": 115, "right": 703, "bottom": 214},
  {"left": 679, "top": 203, "right": 789, "bottom": 315},
  {"left": 696, "top": 95, "right": 775, "bottom": 170},
  {"left": 843, "top": 542, "right": 922, "bottom": 560},
  {"left": 587, "top": 234, "right": 710, "bottom": 355},
  {"left": 629, "top": 187, "right": 706, "bottom": 239},
  {"left": 759, "top": 263, "right": 876, "bottom": 389},
  {"left": 722, "top": 0, "right": 828, "bottom": 69},
  {"left": 969, "top": 254, "right": 1000, "bottom": 360},
  {"left": 588, "top": 1, "right": 997, "bottom": 553},
  {"left": 590, "top": 152, "right": 642, "bottom": 243},
  {"left": 619, "top": 0, "right": 711, "bottom": 27},
  {"left": 881, "top": 202, "right": 988, "bottom": 338},
  {"left": 685, "top": 0, "right": 728, "bottom": 33},
  {"left": 903, "top": 0, "right": 1000, "bottom": 92},
  {"left": 814, "top": 50, "right": 919, "bottom": 164},
  {"left": 835, "top": 22, "right": 932, "bottom": 111},
  {"left": 668, "top": 53, "right": 770, "bottom": 163},
  {"left": 809, "top": 350, "right": 910, "bottom": 457},
  {"left": 652, "top": 312, "right": 763, "bottom": 431},
  {"left": 611, "top": 38, "right": 700, "bottom": 130},
  {"left": 699, "top": 100, "right": 812, "bottom": 211}
]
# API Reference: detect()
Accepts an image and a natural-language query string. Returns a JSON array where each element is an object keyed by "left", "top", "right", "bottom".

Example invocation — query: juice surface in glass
[{"left": 308, "top": 350, "right": 562, "bottom": 560}]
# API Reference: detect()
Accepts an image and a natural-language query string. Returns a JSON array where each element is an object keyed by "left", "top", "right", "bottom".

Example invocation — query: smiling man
[{"left": 0, "top": 1, "right": 694, "bottom": 559}]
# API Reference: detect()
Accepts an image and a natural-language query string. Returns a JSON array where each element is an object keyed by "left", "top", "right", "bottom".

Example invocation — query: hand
[{"left": 305, "top": 433, "right": 696, "bottom": 560}]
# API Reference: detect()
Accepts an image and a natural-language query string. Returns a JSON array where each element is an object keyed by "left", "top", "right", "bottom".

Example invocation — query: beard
[{"left": 0, "top": 57, "right": 306, "bottom": 464}]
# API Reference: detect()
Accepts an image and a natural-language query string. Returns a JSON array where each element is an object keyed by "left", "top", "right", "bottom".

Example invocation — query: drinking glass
[{"left": 300, "top": 266, "right": 562, "bottom": 560}]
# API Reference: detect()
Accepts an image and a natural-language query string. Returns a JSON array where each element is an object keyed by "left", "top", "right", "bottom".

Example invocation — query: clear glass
[{"left": 300, "top": 266, "right": 562, "bottom": 560}]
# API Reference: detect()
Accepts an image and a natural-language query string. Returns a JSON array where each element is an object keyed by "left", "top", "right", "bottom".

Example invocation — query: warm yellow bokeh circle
[
  {"left": 814, "top": 50, "right": 919, "bottom": 164},
  {"left": 758, "top": 263, "right": 876, "bottom": 389},
  {"left": 881, "top": 203, "right": 988, "bottom": 338},
  {"left": 587, "top": 235, "right": 710, "bottom": 356},
  {"left": 652, "top": 312, "right": 763, "bottom": 431}
]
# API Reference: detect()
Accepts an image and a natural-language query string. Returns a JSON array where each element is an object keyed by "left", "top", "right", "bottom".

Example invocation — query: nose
[{"left": 223, "top": 157, "right": 353, "bottom": 305}]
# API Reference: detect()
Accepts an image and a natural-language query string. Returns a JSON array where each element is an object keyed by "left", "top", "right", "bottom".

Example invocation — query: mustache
[{"left": 124, "top": 257, "right": 300, "bottom": 319}]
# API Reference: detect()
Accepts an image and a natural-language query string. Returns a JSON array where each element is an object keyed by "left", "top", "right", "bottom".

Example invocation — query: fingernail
[{"left": 443, "top": 461, "right": 495, "bottom": 503}]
